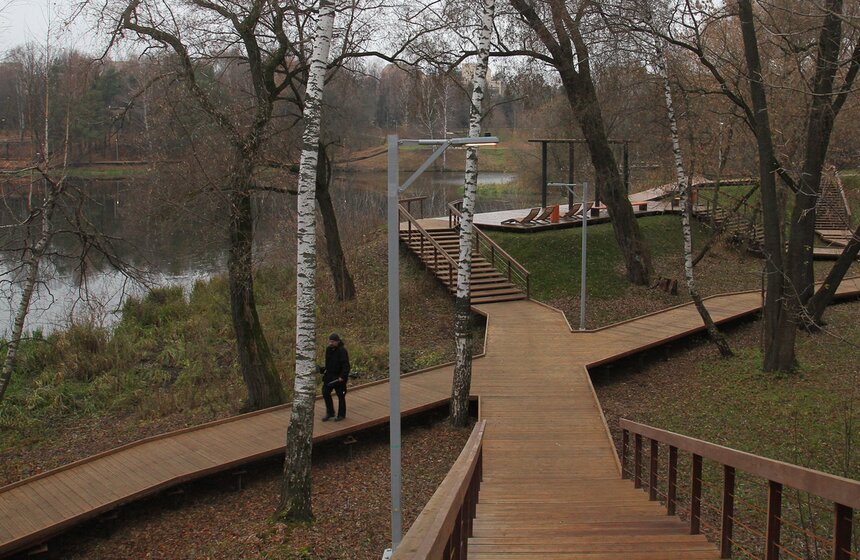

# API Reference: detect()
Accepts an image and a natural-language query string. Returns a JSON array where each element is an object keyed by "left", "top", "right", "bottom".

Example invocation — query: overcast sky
[{"left": 0, "top": 0, "right": 97, "bottom": 55}]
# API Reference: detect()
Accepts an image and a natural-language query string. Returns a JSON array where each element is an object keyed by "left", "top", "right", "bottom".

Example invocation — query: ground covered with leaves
[
  {"left": 594, "top": 299, "right": 860, "bottom": 558},
  {"left": 42, "top": 413, "right": 471, "bottom": 560}
]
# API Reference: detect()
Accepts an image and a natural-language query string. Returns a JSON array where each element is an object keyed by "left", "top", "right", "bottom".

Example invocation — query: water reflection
[{"left": 0, "top": 170, "right": 530, "bottom": 334}]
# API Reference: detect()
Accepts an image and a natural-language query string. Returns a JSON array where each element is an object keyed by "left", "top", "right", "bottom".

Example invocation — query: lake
[{"left": 0, "top": 170, "right": 535, "bottom": 335}]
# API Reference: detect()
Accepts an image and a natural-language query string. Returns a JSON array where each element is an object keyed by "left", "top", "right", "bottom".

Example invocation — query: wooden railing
[
  {"left": 399, "top": 203, "right": 459, "bottom": 288},
  {"left": 392, "top": 420, "right": 486, "bottom": 560},
  {"left": 447, "top": 200, "right": 531, "bottom": 298},
  {"left": 621, "top": 419, "right": 860, "bottom": 560},
  {"left": 401, "top": 196, "right": 428, "bottom": 219}
]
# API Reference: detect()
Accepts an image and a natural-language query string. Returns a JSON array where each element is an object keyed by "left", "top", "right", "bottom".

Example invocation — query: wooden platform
[{"left": 2, "top": 278, "right": 860, "bottom": 557}]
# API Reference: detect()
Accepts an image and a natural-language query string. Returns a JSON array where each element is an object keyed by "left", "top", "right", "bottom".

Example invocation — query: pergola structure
[{"left": 529, "top": 138, "right": 632, "bottom": 212}]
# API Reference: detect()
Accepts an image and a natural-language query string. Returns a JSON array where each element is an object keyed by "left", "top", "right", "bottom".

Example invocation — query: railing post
[
  {"left": 720, "top": 465, "right": 735, "bottom": 558},
  {"left": 833, "top": 503, "right": 852, "bottom": 560},
  {"left": 667, "top": 446, "right": 678, "bottom": 516},
  {"left": 634, "top": 434, "right": 643, "bottom": 489},
  {"left": 691, "top": 454, "right": 702, "bottom": 534},
  {"left": 621, "top": 430, "right": 629, "bottom": 479},
  {"left": 765, "top": 481, "right": 782, "bottom": 560},
  {"left": 451, "top": 509, "right": 462, "bottom": 560},
  {"left": 649, "top": 439, "right": 658, "bottom": 501},
  {"left": 459, "top": 496, "right": 469, "bottom": 560}
]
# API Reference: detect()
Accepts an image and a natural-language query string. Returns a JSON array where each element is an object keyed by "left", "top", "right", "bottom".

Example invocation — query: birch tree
[
  {"left": 0, "top": 31, "right": 67, "bottom": 403},
  {"left": 651, "top": 28, "right": 733, "bottom": 357},
  {"left": 450, "top": 0, "right": 494, "bottom": 428},
  {"left": 278, "top": 0, "right": 335, "bottom": 521}
]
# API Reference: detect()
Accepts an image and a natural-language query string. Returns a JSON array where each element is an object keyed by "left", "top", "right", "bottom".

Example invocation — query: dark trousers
[{"left": 323, "top": 381, "right": 347, "bottom": 418}]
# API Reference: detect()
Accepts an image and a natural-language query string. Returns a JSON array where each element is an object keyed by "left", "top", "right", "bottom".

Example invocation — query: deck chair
[
  {"left": 501, "top": 207, "right": 540, "bottom": 225},
  {"left": 561, "top": 203, "right": 583, "bottom": 220},
  {"left": 532, "top": 206, "right": 556, "bottom": 223},
  {"left": 572, "top": 202, "right": 594, "bottom": 219}
]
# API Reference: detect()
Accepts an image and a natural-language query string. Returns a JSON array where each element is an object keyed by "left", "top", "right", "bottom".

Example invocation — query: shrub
[{"left": 121, "top": 286, "right": 188, "bottom": 329}]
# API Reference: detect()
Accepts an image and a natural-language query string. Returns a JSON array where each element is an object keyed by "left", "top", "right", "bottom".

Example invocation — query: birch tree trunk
[
  {"left": 278, "top": 0, "right": 335, "bottom": 521},
  {"left": 450, "top": 0, "right": 494, "bottom": 428},
  {"left": 654, "top": 41, "right": 732, "bottom": 358},
  {"left": 0, "top": 179, "right": 64, "bottom": 403}
]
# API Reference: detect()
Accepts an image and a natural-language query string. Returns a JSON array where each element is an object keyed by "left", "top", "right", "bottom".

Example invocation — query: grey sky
[{"left": 0, "top": 0, "right": 96, "bottom": 54}]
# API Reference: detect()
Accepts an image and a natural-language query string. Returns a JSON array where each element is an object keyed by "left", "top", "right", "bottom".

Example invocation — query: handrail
[
  {"left": 400, "top": 196, "right": 428, "bottom": 219},
  {"left": 447, "top": 200, "right": 531, "bottom": 298},
  {"left": 691, "top": 185, "right": 763, "bottom": 247},
  {"left": 399, "top": 203, "right": 460, "bottom": 288},
  {"left": 620, "top": 418, "right": 859, "bottom": 559},
  {"left": 392, "top": 420, "right": 486, "bottom": 560}
]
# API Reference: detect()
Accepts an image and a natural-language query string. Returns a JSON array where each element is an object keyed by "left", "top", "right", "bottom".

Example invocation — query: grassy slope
[{"left": 0, "top": 231, "right": 463, "bottom": 483}]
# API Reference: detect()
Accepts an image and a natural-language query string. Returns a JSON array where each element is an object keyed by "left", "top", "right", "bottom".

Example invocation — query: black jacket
[{"left": 324, "top": 342, "right": 350, "bottom": 385}]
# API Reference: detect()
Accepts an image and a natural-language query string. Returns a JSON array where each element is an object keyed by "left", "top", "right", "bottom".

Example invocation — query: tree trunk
[
  {"left": 738, "top": 0, "right": 795, "bottom": 372},
  {"left": 509, "top": 0, "right": 652, "bottom": 286},
  {"left": 787, "top": 0, "right": 843, "bottom": 310},
  {"left": 451, "top": 0, "right": 494, "bottom": 428},
  {"left": 228, "top": 168, "right": 285, "bottom": 411},
  {"left": 279, "top": 0, "right": 335, "bottom": 522},
  {"left": 563, "top": 78, "right": 652, "bottom": 286},
  {"left": 0, "top": 178, "right": 64, "bottom": 403},
  {"left": 654, "top": 35, "right": 732, "bottom": 357},
  {"left": 315, "top": 144, "right": 356, "bottom": 301},
  {"left": 804, "top": 223, "right": 860, "bottom": 327}
]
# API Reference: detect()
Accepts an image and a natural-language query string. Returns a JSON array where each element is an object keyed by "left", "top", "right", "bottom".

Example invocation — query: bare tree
[
  {"left": 649, "top": 23, "right": 733, "bottom": 357},
  {"left": 278, "top": 0, "right": 335, "bottom": 521},
  {"left": 615, "top": 0, "right": 860, "bottom": 371},
  {"left": 111, "top": 0, "right": 304, "bottom": 409},
  {"left": 504, "top": 0, "right": 653, "bottom": 285},
  {"left": 450, "top": 0, "right": 494, "bottom": 428}
]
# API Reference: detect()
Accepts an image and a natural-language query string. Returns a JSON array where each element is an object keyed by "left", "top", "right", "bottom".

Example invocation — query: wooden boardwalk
[{"left": 2, "top": 278, "right": 859, "bottom": 557}]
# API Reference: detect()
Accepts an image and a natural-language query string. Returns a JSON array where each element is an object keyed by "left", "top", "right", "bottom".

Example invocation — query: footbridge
[{"left": 1, "top": 272, "right": 859, "bottom": 557}]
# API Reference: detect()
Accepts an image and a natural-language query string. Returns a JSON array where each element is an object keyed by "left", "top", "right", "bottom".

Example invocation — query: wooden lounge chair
[
  {"left": 501, "top": 207, "right": 540, "bottom": 225},
  {"left": 532, "top": 206, "right": 557, "bottom": 223},
  {"left": 561, "top": 203, "right": 583, "bottom": 220}
]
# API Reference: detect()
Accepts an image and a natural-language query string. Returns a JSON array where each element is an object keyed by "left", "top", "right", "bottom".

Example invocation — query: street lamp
[
  {"left": 385, "top": 133, "right": 498, "bottom": 558},
  {"left": 548, "top": 182, "right": 590, "bottom": 330}
]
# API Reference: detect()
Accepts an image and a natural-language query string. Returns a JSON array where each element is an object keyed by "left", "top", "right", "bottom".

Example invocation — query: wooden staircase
[
  {"left": 816, "top": 171, "right": 852, "bottom": 231},
  {"left": 815, "top": 171, "right": 855, "bottom": 249},
  {"left": 401, "top": 226, "right": 528, "bottom": 304},
  {"left": 692, "top": 201, "right": 764, "bottom": 253}
]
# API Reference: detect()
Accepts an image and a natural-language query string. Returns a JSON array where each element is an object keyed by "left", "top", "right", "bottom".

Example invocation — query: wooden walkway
[{"left": 2, "top": 278, "right": 859, "bottom": 557}]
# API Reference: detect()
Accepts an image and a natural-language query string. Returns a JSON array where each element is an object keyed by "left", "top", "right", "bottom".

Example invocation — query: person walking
[{"left": 322, "top": 332, "right": 350, "bottom": 421}]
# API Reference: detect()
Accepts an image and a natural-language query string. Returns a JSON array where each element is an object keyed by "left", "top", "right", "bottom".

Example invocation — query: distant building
[{"left": 460, "top": 63, "right": 503, "bottom": 97}]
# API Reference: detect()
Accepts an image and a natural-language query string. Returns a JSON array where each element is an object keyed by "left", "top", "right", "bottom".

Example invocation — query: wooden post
[
  {"left": 667, "top": 446, "right": 678, "bottom": 516},
  {"left": 634, "top": 434, "right": 643, "bottom": 489},
  {"left": 451, "top": 509, "right": 462, "bottom": 560},
  {"left": 720, "top": 465, "right": 735, "bottom": 558},
  {"left": 623, "top": 141, "right": 630, "bottom": 194},
  {"left": 621, "top": 430, "right": 629, "bottom": 479},
  {"left": 833, "top": 503, "right": 852, "bottom": 560},
  {"left": 568, "top": 142, "right": 575, "bottom": 209},
  {"left": 765, "top": 481, "right": 782, "bottom": 560},
  {"left": 541, "top": 141, "right": 548, "bottom": 209},
  {"left": 691, "top": 454, "right": 703, "bottom": 534},
  {"left": 649, "top": 440, "right": 659, "bottom": 501}
]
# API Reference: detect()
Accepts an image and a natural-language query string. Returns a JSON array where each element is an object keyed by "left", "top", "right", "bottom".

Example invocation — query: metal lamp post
[
  {"left": 385, "top": 133, "right": 499, "bottom": 558},
  {"left": 548, "top": 181, "right": 590, "bottom": 330}
]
